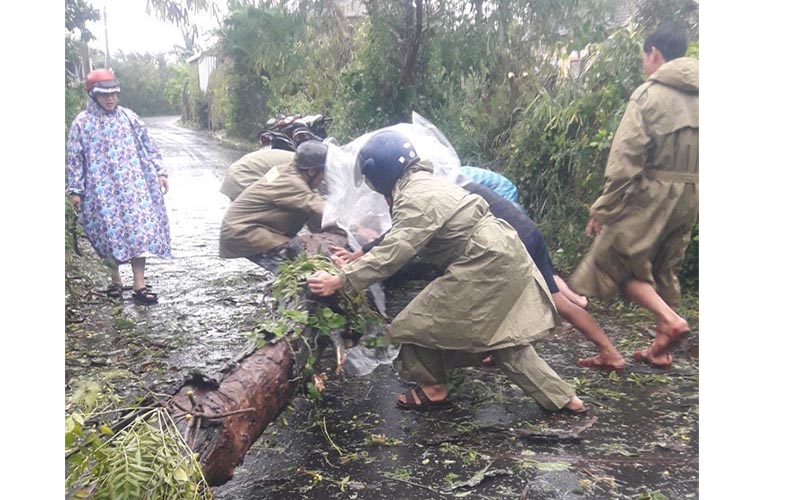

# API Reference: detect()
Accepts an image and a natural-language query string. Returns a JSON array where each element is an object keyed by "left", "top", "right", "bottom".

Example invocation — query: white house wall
[{"left": 198, "top": 56, "right": 217, "bottom": 93}]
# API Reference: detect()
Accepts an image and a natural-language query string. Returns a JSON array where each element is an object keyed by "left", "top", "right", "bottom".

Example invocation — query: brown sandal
[
  {"left": 578, "top": 355, "right": 625, "bottom": 372},
  {"left": 396, "top": 385, "right": 451, "bottom": 411},
  {"left": 632, "top": 347, "right": 673, "bottom": 368}
]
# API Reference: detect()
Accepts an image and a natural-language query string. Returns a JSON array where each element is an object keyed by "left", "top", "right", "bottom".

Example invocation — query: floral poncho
[{"left": 66, "top": 98, "right": 172, "bottom": 262}]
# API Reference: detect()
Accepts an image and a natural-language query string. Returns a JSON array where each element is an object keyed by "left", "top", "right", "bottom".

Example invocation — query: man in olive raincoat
[
  {"left": 219, "top": 141, "right": 328, "bottom": 271},
  {"left": 308, "top": 131, "right": 585, "bottom": 414},
  {"left": 219, "top": 148, "right": 295, "bottom": 201},
  {"left": 569, "top": 22, "right": 698, "bottom": 368}
]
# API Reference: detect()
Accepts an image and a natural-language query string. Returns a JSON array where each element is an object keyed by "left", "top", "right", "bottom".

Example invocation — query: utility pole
[{"left": 103, "top": 5, "right": 111, "bottom": 67}]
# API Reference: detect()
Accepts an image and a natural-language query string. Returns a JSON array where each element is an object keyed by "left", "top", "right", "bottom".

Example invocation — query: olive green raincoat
[
  {"left": 571, "top": 57, "right": 699, "bottom": 305},
  {"left": 339, "top": 163, "right": 558, "bottom": 352},
  {"left": 219, "top": 162, "right": 324, "bottom": 258},
  {"left": 219, "top": 149, "right": 295, "bottom": 201}
]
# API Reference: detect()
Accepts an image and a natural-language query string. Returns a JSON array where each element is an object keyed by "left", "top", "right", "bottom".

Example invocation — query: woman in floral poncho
[{"left": 67, "top": 69, "right": 171, "bottom": 304}]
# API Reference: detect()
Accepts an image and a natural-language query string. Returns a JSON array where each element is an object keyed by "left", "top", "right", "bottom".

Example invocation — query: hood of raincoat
[{"left": 648, "top": 57, "right": 698, "bottom": 94}]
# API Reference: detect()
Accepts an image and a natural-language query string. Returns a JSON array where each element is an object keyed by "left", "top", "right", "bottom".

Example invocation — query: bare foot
[
  {"left": 480, "top": 355, "right": 495, "bottom": 368},
  {"left": 647, "top": 317, "right": 691, "bottom": 362},
  {"left": 563, "top": 396, "right": 586, "bottom": 414},
  {"left": 658, "top": 316, "right": 691, "bottom": 342},
  {"left": 578, "top": 354, "right": 625, "bottom": 371}
]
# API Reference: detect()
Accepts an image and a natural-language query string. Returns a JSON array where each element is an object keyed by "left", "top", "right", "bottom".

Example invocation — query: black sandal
[
  {"left": 122, "top": 284, "right": 151, "bottom": 291},
  {"left": 132, "top": 287, "right": 158, "bottom": 305},
  {"left": 106, "top": 283, "right": 124, "bottom": 299},
  {"left": 396, "top": 385, "right": 451, "bottom": 411}
]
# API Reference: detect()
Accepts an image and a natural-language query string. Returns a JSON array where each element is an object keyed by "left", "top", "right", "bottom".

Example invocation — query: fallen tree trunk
[
  {"left": 166, "top": 232, "right": 349, "bottom": 486},
  {"left": 168, "top": 338, "right": 299, "bottom": 486}
]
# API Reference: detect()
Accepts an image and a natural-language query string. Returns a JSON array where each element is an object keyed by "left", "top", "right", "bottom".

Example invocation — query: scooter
[{"left": 258, "top": 114, "right": 331, "bottom": 151}]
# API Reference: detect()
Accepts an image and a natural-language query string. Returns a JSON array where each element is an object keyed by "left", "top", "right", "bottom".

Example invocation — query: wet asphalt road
[{"left": 65, "top": 116, "right": 699, "bottom": 500}]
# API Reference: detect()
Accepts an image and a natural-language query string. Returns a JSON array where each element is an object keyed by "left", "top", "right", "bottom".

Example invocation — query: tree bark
[
  {"left": 401, "top": 0, "right": 424, "bottom": 87},
  {"left": 166, "top": 232, "right": 349, "bottom": 486}
]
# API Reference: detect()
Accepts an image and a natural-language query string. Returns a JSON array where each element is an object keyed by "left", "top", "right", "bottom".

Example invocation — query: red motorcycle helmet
[{"left": 85, "top": 69, "right": 121, "bottom": 94}]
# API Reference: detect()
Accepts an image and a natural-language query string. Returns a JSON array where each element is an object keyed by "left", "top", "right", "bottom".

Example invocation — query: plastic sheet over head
[{"left": 322, "top": 112, "right": 461, "bottom": 251}]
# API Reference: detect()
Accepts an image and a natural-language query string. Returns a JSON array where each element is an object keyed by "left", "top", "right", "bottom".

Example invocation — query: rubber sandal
[
  {"left": 563, "top": 404, "right": 589, "bottom": 415},
  {"left": 122, "top": 284, "right": 151, "bottom": 291},
  {"left": 106, "top": 283, "right": 123, "bottom": 299},
  {"left": 632, "top": 348, "right": 673, "bottom": 368},
  {"left": 577, "top": 355, "right": 625, "bottom": 372},
  {"left": 132, "top": 287, "right": 158, "bottom": 305},
  {"left": 396, "top": 385, "right": 451, "bottom": 411}
]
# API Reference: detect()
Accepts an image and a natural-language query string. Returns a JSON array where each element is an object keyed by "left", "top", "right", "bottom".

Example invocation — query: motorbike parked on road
[{"left": 257, "top": 114, "right": 331, "bottom": 151}]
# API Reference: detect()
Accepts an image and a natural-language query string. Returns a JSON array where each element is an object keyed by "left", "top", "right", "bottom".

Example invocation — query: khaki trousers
[{"left": 396, "top": 343, "right": 574, "bottom": 411}]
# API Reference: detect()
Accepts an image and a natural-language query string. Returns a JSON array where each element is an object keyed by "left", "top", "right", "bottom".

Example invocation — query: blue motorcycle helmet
[{"left": 354, "top": 130, "right": 420, "bottom": 197}]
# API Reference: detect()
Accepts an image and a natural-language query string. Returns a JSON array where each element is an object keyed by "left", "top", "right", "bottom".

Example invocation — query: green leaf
[
  {"left": 65, "top": 416, "right": 77, "bottom": 434},
  {"left": 285, "top": 309, "right": 309, "bottom": 323},
  {"left": 173, "top": 465, "right": 189, "bottom": 482},
  {"left": 73, "top": 487, "right": 91, "bottom": 498}
]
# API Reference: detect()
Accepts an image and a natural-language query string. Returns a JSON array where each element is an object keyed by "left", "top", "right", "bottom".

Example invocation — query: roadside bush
[
  {"left": 679, "top": 223, "right": 699, "bottom": 292},
  {"left": 501, "top": 29, "right": 643, "bottom": 272},
  {"left": 213, "top": 5, "right": 310, "bottom": 140},
  {"left": 205, "top": 60, "right": 230, "bottom": 132},
  {"left": 183, "top": 64, "right": 209, "bottom": 129},
  {"left": 164, "top": 63, "right": 191, "bottom": 114},
  {"left": 66, "top": 85, "right": 84, "bottom": 136}
]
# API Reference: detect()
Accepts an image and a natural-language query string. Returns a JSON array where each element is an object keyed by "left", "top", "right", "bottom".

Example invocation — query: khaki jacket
[
  {"left": 219, "top": 149, "right": 295, "bottom": 201},
  {"left": 219, "top": 162, "right": 324, "bottom": 258},
  {"left": 339, "top": 163, "right": 558, "bottom": 352},
  {"left": 571, "top": 57, "right": 699, "bottom": 304}
]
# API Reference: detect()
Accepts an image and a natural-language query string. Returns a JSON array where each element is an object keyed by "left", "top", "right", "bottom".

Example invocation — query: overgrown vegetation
[{"left": 501, "top": 27, "right": 645, "bottom": 268}]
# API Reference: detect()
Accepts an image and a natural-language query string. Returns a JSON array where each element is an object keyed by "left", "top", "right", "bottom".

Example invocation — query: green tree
[
  {"left": 65, "top": 0, "right": 100, "bottom": 131},
  {"left": 65, "top": 0, "right": 100, "bottom": 61},
  {"left": 635, "top": 0, "right": 699, "bottom": 40},
  {"left": 214, "top": 4, "right": 313, "bottom": 138},
  {"left": 112, "top": 52, "right": 182, "bottom": 116}
]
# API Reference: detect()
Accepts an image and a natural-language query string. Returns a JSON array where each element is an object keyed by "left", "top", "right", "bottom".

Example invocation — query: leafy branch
[
  {"left": 249, "top": 253, "right": 382, "bottom": 348},
  {"left": 66, "top": 406, "right": 211, "bottom": 500}
]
